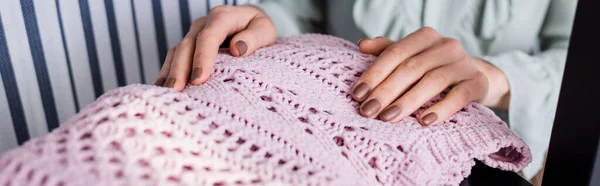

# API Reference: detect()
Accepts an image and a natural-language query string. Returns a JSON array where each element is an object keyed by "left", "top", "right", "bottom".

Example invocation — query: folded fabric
[{"left": 0, "top": 34, "right": 531, "bottom": 186}]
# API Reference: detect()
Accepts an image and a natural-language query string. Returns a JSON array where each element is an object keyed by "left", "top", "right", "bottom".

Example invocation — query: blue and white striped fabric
[{"left": 0, "top": 0, "right": 260, "bottom": 153}]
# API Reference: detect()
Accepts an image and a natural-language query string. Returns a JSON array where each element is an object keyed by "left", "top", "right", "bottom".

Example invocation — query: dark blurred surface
[{"left": 460, "top": 160, "right": 532, "bottom": 186}]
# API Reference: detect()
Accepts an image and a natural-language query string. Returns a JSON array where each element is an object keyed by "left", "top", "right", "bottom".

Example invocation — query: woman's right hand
[{"left": 154, "top": 5, "right": 276, "bottom": 91}]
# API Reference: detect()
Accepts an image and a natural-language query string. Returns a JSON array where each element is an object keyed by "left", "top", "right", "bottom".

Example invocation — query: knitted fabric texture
[{"left": 0, "top": 34, "right": 531, "bottom": 186}]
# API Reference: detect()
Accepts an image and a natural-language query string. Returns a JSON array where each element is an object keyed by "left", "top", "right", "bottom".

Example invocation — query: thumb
[
  {"left": 230, "top": 16, "right": 276, "bottom": 56},
  {"left": 358, "top": 36, "right": 394, "bottom": 55}
]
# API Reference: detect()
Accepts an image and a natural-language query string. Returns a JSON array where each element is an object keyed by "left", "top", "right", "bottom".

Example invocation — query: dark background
[{"left": 543, "top": 0, "right": 600, "bottom": 185}]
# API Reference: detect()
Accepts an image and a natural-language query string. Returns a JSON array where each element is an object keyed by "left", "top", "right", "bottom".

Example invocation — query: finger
[
  {"left": 418, "top": 74, "right": 488, "bottom": 126},
  {"left": 190, "top": 5, "right": 263, "bottom": 85},
  {"left": 187, "top": 17, "right": 208, "bottom": 38},
  {"left": 358, "top": 38, "right": 467, "bottom": 118},
  {"left": 358, "top": 36, "right": 394, "bottom": 55},
  {"left": 351, "top": 27, "right": 442, "bottom": 102},
  {"left": 155, "top": 47, "right": 176, "bottom": 86},
  {"left": 376, "top": 62, "right": 474, "bottom": 123},
  {"left": 166, "top": 18, "right": 208, "bottom": 91},
  {"left": 228, "top": 16, "right": 276, "bottom": 57}
]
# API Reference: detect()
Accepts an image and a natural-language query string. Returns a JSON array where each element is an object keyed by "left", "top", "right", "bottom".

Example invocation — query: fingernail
[
  {"left": 164, "top": 77, "right": 176, "bottom": 88},
  {"left": 352, "top": 82, "right": 371, "bottom": 101},
  {"left": 380, "top": 105, "right": 401, "bottom": 121},
  {"left": 155, "top": 78, "right": 166, "bottom": 86},
  {"left": 235, "top": 40, "right": 247, "bottom": 56},
  {"left": 190, "top": 67, "right": 202, "bottom": 83},
  {"left": 360, "top": 99, "right": 381, "bottom": 117},
  {"left": 422, "top": 112, "right": 438, "bottom": 125},
  {"left": 357, "top": 38, "right": 365, "bottom": 45}
]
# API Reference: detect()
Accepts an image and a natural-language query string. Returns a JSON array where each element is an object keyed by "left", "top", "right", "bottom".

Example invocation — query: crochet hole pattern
[{"left": 0, "top": 34, "right": 531, "bottom": 186}]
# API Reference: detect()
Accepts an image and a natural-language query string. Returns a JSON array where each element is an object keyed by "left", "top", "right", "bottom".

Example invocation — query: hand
[
  {"left": 154, "top": 5, "right": 276, "bottom": 91},
  {"left": 352, "top": 27, "right": 510, "bottom": 126}
]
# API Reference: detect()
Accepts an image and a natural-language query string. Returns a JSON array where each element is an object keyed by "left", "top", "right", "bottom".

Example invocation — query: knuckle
[
  {"left": 209, "top": 5, "right": 231, "bottom": 15},
  {"left": 442, "top": 38, "right": 461, "bottom": 48},
  {"left": 401, "top": 58, "right": 421, "bottom": 74},
  {"left": 441, "top": 38, "right": 466, "bottom": 57},
  {"left": 454, "top": 47, "right": 466, "bottom": 57},
  {"left": 455, "top": 88, "right": 472, "bottom": 103},
  {"left": 384, "top": 45, "right": 406, "bottom": 58},
  {"left": 208, "top": 14, "right": 227, "bottom": 25},
  {"left": 177, "top": 38, "right": 195, "bottom": 48},
  {"left": 190, "top": 17, "right": 205, "bottom": 27},
  {"left": 418, "top": 26, "right": 441, "bottom": 38},
  {"left": 196, "top": 30, "right": 218, "bottom": 40},
  {"left": 454, "top": 56, "right": 471, "bottom": 67},
  {"left": 426, "top": 71, "right": 448, "bottom": 85}
]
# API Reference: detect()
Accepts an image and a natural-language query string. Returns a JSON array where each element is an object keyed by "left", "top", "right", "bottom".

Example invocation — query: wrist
[{"left": 472, "top": 57, "right": 511, "bottom": 109}]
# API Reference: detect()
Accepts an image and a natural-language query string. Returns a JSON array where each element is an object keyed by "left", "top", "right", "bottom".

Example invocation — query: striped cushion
[{"left": 0, "top": 0, "right": 260, "bottom": 153}]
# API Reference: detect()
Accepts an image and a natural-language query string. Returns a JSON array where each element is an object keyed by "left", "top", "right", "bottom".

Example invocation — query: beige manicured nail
[
  {"left": 164, "top": 77, "right": 176, "bottom": 88},
  {"left": 190, "top": 67, "right": 202, "bottom": 83},
  {"left": 236, "top": 40, "right": 248, "bottom": 56},
  {"left": 352, "top": 82, "right": 371, "bottom": 101},
  {"left": 155, "top": 78, "right": 166, "bottom": 86},
  {"left": 380, "top": 105, "right": 401, "bottom": 121},
  {"left": 422, "top": 112, "right": 438, "bottom": 125},
  {"left": 360, "top": 99, "right": 381, "bottom": 117}
]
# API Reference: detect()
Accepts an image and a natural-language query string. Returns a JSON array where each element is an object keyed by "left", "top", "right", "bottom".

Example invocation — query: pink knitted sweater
[{"left": 0, "top": 34, "right": 531, "bottom": 186}]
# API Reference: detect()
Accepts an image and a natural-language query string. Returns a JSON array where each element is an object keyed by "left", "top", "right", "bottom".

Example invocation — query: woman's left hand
[{"left": 351, "top": 27, "right": 510, "bottom": 125}]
